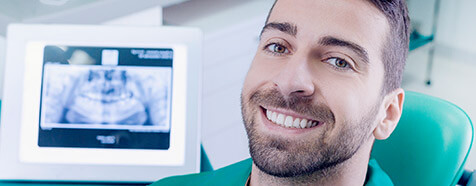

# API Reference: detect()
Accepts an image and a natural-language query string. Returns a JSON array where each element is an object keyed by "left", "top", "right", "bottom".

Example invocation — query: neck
[{"left": 249, "top": 139, "right": 374, "bottom": 186}]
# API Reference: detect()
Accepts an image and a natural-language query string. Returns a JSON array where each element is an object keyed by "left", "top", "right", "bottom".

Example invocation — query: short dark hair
[
  {"left": 367, "top": 0, "right": 410, "bottom": 94},
  {"left": 265, "top": 0, "right": 410, "bottom": 95}
]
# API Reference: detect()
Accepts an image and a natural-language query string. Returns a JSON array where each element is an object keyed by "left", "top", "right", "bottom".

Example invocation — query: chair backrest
[{"left": 371, "top": 91, "right": 473, "bottom": 186}]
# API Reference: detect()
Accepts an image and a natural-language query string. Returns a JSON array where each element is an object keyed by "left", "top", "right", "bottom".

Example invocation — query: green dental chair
[{"left": 371, "top": 91, "right": 474, "bottom": 186}]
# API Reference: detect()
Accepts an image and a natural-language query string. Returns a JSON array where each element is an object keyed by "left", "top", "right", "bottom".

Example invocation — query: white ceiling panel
[{"left": 0, "top": 0, "right": 188, "bottom": 36}]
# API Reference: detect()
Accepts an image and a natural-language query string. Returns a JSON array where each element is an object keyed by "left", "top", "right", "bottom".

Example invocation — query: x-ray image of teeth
[{"left": 41, "top": 64, "right": 171, "bottom": 129}]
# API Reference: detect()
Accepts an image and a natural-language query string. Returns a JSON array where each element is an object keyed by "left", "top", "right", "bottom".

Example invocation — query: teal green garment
[
  {"left": 151, "top": 158, "right": 393, "bottom": 186},
  {"left": 366, "top": 159, "right": 394, "bottom": 186}
]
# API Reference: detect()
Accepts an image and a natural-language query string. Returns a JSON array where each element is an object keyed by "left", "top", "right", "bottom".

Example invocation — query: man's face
[{"left": 241, "top": 0, "right": 389, "bottom": 177}]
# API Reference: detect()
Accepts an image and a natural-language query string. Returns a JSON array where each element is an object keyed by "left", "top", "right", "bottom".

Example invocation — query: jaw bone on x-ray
[{"left": 42, "top": 64, "right": 170, "bottom": 127}]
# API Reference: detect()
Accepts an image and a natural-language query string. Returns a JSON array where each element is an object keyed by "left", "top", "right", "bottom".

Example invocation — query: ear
[{"left": 373, "top": 89, "right": 405, "bottom": 140}]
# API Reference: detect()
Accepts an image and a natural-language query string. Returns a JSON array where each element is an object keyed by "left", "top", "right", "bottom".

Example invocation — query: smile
[{"left": 262, "top": 107, "right": 320, "bottom": 129}]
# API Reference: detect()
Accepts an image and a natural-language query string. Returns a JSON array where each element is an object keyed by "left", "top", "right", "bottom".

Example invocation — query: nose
[{"left": 273, "top": 57, "right": 315, "bottom": 98}]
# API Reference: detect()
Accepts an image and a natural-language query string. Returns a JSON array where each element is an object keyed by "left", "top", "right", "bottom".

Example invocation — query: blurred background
[{"left": 0, "top": 0, "right": 475, "bottom": 172}]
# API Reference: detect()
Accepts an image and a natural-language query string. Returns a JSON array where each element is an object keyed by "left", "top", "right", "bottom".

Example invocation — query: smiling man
[{"left": 153, "top": 0, "right": 409, "bottom": 185}]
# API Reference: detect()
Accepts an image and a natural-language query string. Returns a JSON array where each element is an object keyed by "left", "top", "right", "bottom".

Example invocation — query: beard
[{"left": 241, "top": 88, "right": 379, "bottom": 178}]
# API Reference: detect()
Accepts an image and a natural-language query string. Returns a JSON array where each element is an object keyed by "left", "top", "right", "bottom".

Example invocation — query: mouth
[
  {"left": 260, "top": 106, "right": 321, "bottom": 129},
  {"left": 80, "top": 89, "right": 132, "bottom": 104}
]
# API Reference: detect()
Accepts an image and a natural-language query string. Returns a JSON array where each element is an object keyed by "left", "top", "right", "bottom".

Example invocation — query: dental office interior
[{"left": 0, "top": 0, "right": 475, "bottom": 185}]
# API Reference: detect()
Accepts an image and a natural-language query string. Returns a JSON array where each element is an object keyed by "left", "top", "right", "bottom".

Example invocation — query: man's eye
[
  {"left": 266, "top": 43, "right": 289, "bottom": 54},
  {"left": 326, "top": 57, "right": 351, "bottom": 69}
]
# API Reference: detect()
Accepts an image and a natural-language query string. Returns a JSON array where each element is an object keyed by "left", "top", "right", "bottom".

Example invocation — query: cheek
[
  {"left": 317, "top": 73, "right": 377, "bottom": 127},
  {"left": 323, "top": 89, "right": 360, "bottom": 125},
  {"left": 319, "top": 61, "right": 384, "bottom": 119},
  {"left": 242, "top": 54, "right": 281, "bottom": 96}
]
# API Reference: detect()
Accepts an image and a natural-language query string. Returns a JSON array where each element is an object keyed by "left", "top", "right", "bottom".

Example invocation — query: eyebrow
[
  {"left": 318, "top": 36, "right": 369, "bottom": 64},
  {"left": 260, "top": 22, "right": 369, "bottom": 64},
  {"left": 260, "top": 22, "right": 298, "bottom": 38}
]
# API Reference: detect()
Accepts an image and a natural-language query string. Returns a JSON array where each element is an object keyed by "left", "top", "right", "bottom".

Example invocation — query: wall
[
  {"left": 0, "top": 35, "right": 4, "bottom": 99},
  {"left": 436, "top": 0, "right": 476, "bottom": 55},
  {"left": 102, "top": 6, "right": 162, "bottom": 26},
  {"left": 395, "top": 0, "right": 476, "bottom": 62},
  {"left": 407, "top": 0, "right": 476, "bottom": 52}
]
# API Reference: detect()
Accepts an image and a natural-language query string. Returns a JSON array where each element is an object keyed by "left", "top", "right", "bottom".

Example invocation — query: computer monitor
[{"left": 0, "top": 24, "right": 202, "bottom": 182}]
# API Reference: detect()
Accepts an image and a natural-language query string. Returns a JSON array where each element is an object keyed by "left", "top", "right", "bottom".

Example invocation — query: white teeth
[
  {"left": 293, "top": 118, "right": 300, "bottom": 128},
  {"left": 276, "top": 114, "right": 285, "bottom": 125},
  {"left": 265, "top": 109, "right": 318, "bottom": 129},
  {"left": 300, "top": 119, "right": 307, "bottom": 128},
  {"left": 271, "top": 112, "right": 277, "bottom": 122},
  {"left": 284, "top": 116, "right": 293, "bottom": 128}
]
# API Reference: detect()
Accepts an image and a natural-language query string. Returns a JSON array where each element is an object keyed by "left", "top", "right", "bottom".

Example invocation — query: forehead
[{"left": 268, "top": 0, "right": 389, "bottom": 63}]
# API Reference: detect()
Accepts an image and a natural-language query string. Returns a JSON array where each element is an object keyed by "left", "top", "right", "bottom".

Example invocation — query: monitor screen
[
  {"left": 39, "top": 46, "right": 173, "bottom": 150},
  {"left": 0, "top": 24, "right": 201, "bottom": 182}
]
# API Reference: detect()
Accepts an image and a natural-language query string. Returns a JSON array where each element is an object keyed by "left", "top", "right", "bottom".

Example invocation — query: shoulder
[{"left": 150, "top": 158, "right": 253, "bottom": 186}]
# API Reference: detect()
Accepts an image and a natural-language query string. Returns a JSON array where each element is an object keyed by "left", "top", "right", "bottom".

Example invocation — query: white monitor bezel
[{"left": 0, "top": 24, "right": 202, "bottom": 183}]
